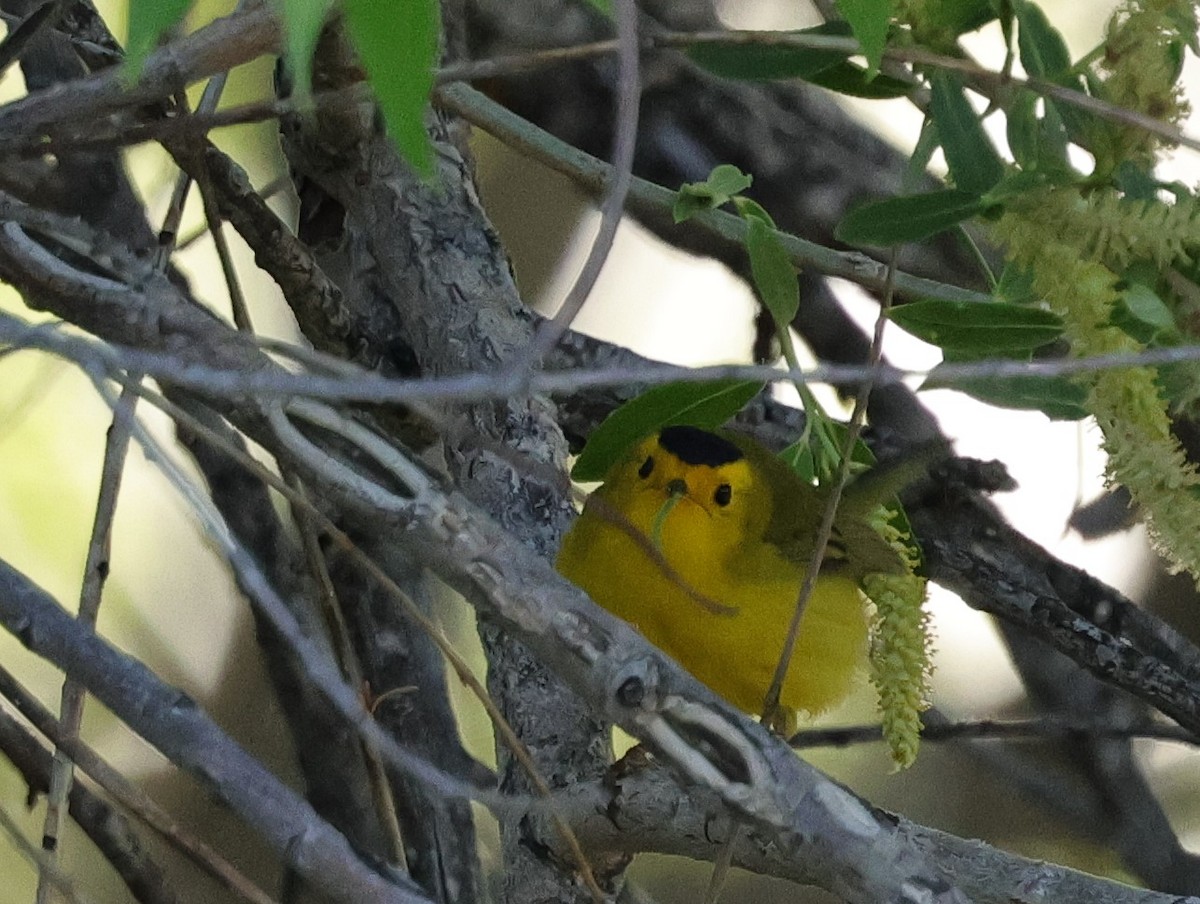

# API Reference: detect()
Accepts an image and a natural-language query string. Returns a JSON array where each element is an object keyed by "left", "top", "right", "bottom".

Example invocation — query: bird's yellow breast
[{"left": 556, "top": 429, "right": 867, "bottom": 722}]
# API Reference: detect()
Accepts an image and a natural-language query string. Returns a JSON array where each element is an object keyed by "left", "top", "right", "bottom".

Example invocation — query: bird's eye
[
  {"left": 713, "top": 484, "right": 732, "bottom": 507},
  {"left": 638, "top": 456, "right": 655, "bottom": 479}
]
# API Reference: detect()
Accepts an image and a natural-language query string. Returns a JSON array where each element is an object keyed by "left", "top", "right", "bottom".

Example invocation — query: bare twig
[
  {"left": 524, "top": 0, "right": 640, "bottom": 366},
  {"left": 787, "top": 716, "right": 1200, "bottom": 750},
  {"left": 761, "top": 250, "right": 897, "bottom": 722},
  {"left": 0, "top": 800, "right": 92, "bottom": 904},
  {"left": 0, "top": 665, "right": 278, "bottom": 903},
  {"left": 21, "top": 309, "right": 1200, "bottom": 407},
  {"left": 36, "top": 382, "right": 137, "bottom": 903},
  {"left": 0, "top": 702, "right": 181, "bottom": 904},
  {"left": 0, "top": 559, "right": 432, "bottom": 904},
  {"left": 435, "top": 83, "right": 988, "bottom": 306}
]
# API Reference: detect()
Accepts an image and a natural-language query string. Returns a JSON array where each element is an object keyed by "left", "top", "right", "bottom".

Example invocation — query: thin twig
[
  {"left": 0, "top": 704, "right": 180, "bottom": 904},
  {"left": 176, "top": 175, "right": 292, "bottom": 250},
  {"left": 760, "top": 250, "right": 897, "bottom": 722},
  {"left": 157, "top": 50, "right": 253, "bottom": 330},
  {"left": 523, "top": 0, "right": 640, "bottom": 368},
  {"left": 436, "top": 83, "right": 986, "bottom": 306},
  {"left": 287, "top": 473, "right": 410, "bottom": 870},
  {"left": 0, "top": 560, "right": 428, "bottom": 904},
  {"left": 0, "top": 669, "right": 278, "bottom": 904},
  {"left": 702, "top": 824, "right": 738, "bottom": 904},
  {"left": 15, "top": 309, "right": 1200, "bottom": 405},
  {"left": 126, "top": 382, "right": 608, "bottom": 901},
  {"left": 788, "top": 716, "right": 1200, "bottom": 750},
  {"left": 0, "top": 801, "right": 92, "bottom": 904},
  {"left": 438, "top": 30, "right": 1200, "bottom": 154},
  {"left": 36, "top": 382, "right": 137, "bottom": 904},
  {"left": 92, "top": 381, "right": 506, "bottom": 810}
]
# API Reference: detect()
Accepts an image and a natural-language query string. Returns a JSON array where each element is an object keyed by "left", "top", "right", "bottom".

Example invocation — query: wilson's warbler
[{"left": 557, "top": 425, "right": 911, "bottom": 729}]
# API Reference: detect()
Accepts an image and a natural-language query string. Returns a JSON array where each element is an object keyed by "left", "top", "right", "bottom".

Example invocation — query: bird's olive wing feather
[{"left": 727, "top": 434, "right": 945, "bottom": 580}]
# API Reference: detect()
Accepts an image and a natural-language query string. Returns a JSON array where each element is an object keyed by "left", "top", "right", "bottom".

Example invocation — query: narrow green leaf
[
  {"left": 983, "top": 167, "right": 1077, "bottom": 204},
  {"left": 1055, "top": 73, "right": 1104, "bottom": 154},
  {"left": 674, "top": 165, "right": 753, "bottom": 223},
  {"left": 746, "top": 216, "right": 799, "bottom": 327},
  {"left": 275, "top": 0, "right": 334, "bottom": 108},
  {"left": 571, "top": 381, "right": 764, "bottom": 481},
  {"left": 1036, "top": 99, "right": 1072, "bottom": 171},
  {"left": 905, "top": 119, "right": 940, "bottom": 191},
  {"left": 1006, "top": 91, "right": 1039, "bottom": 169},
  {"left": 343, "top": 0, "right": 440, "bottom": 178},
  {"left": 1014, "top": 1, "right": 1072, "bottom": 80},
  {"left": 927, "top": 370, "right": 1089, "bottom": 420},
  {"left": 835, "top": 0, "right": 893, "bottom": 76},
  {"left": 929, "top": 71, "right": 1005, "bottom": 194},
  {"left": 888, "top": 299, "right": 1064, "bottom": 353},
  {"left": 836, "top": 189, "right": 984, "bottom": 245},
  {"left": 582, "top": 0, "right": 613, "bottom": 16},
  {"left": 125, "top": 0, "right": 192, "bottom": 81},
  {"left": 805, "top": 61, "right": 914, "bottom": 98}
]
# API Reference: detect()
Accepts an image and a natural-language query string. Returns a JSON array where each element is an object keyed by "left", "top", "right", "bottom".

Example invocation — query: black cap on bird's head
[{"left": 657, "top": 426, "right": 743, "bottom": 468}]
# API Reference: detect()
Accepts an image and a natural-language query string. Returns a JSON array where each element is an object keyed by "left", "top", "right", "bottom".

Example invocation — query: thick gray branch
[{"left": 557, "top": 759, "right": 1188, "bottom": 904}]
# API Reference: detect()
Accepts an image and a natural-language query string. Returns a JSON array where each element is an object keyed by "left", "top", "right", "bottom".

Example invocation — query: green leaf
[
  {"left": 929, "top": 71, "right": 1005, "bottom": 194},
  {"left": 275, "top": 0, "right": 334, "bottom": 109},
  {"left": 779, "top": 441, "right": 817, "bottom": 483},
  {"left": 914, "top": 0, "right": 996, "bottom": 42},
  {"left": 1035, "top": 99, "right": 1072, "bottom": 171},
  {"left": 674, "top": 165, "right": 753, "bottom": 223},
  {"left": 687, "top": 23, "right": 851, "bottom": 81},
  {"left": 733, "top": 196, "right": 777, "bottom": 228},
  {"left": 343, "top": 0, "right": 440, "bottom": 179},
  {"left": 836, "top": 189, "right": 984, "bottom": 245},
  {"left": 125, "top": 0, "right": 192, "bottom": 81},
  {"left": 928, "top": 370, "right": 1089, "bottom": 420},
  {"left": 1114, "top": 161, "right": 1160, "bottom": 202},
  {"left": 1055, "top": 73, "right": 1104, "bottom": 154},
  {"left": 983, "top": 167, "right": 1075, "bottom": 204},
  {"left": 582, "top": 0, "right": 613, "bottom": 16},
  {"left": 1005, "top": 91, "right": 1072, "bottom": 175},
  {"left": 780, "top": 420, "right": 876, "bottom": 485},
  {"left": 835, "top": 0, "right": 892, "bottom": 76},
  {"left": 994, "top": 264, "right": 1037, "bottom": 305},
  {"left": 911, "top": 301, "right": 1061, "bottom": 354},
  {"left": 746, "top": 216, "right": 799, "bottom": 326},
  {"left": 805, "top": 61, "right": 914, "bottom": 98},
  {"left": 905, "top": 119, "right": 940, "bottom": 191},
  {"left": 571, "top": 380, "right": 764, "bottom": 481},
  {"left": 888, "top": 299, "right": 1064, "bottom": 353},
  {"left": 1121, "top": 283, "right": 1175, "bottom": 331},
  {"left": 1014, "top": 1, "right": 1072, "bottom": 80},
  {"left": 1110, "top": 282, "right": 1180, "bottom": 344},
  {"left": 1006, "top": 91, "right": 1039, "bottom": 169}
]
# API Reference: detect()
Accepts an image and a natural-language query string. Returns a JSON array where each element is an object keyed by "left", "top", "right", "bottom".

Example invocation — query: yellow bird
[{"left": 557, "top": 425, "right": 910, "bottom": 729}]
